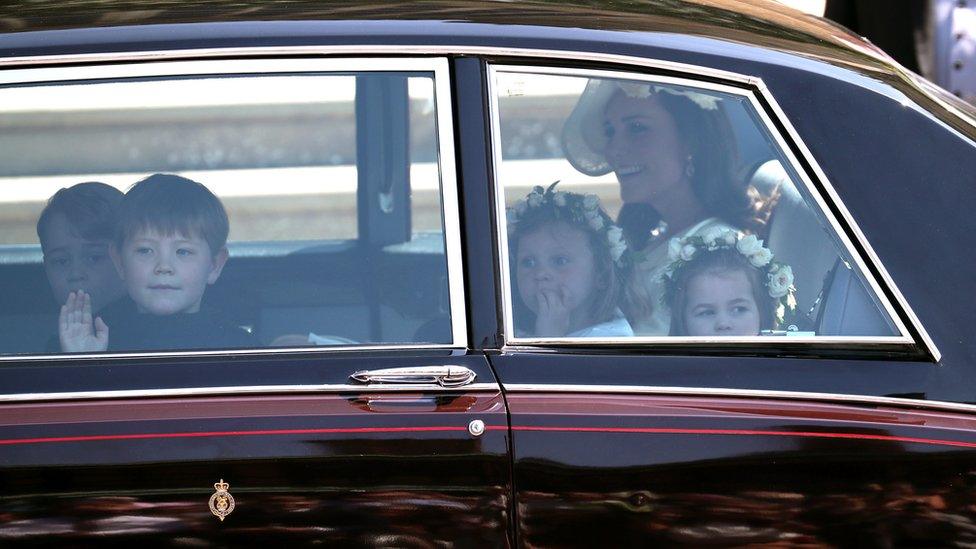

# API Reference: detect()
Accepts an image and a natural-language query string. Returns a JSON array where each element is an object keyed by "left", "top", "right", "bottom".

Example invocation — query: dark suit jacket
[{"left": 825, "top": 0, "right": 930, "bottom": 76}]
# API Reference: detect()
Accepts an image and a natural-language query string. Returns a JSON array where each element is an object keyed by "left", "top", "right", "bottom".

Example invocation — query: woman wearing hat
[{"left": 562, "top": 79, "right": 767, "bottom": 335}]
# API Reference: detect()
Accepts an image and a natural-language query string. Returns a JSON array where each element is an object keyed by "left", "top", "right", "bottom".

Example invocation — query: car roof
[{"left": 0, "top": 0, "right": 888, "bottom": 67}]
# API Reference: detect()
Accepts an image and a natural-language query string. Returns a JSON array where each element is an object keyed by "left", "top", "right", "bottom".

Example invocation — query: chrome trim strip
[
  {"left": 487, "top": 63, "right": 923, "bottom": 352},
  {"left": 0, "top": 382, "right": 501, "bottom": 403},
  {"left": 752, "top": 82, "right": 942, "bottom": 362},
  {"left": 0, "top": 343, "right": 460, "bottom": 363},
  {"left": 501, "top": 335, "right": 909, "bottom": 347},
  {"left": 0, "top": 57, "right": 447, "bottom": 83},
  {"left": 430, "top": 58, "right": 470, "bottom": 350},
  {"left": 485, "top": 65, "right": 512, "bottom": 341},
  {"left": 0, "top": 46, "right": 756, "bottom": 86},
  {"left": 503, "top": 384, "right": 976, "bottom": 415}
]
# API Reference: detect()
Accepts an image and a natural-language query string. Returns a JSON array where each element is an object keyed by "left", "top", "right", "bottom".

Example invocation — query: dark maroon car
[{"left": 0, "top": 0, "right": 974, "bottom": 546}]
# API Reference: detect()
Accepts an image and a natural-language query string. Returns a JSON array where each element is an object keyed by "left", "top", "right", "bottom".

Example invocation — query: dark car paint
[
  {"left": 0, "top": 0, "right": 975, "bottom": 546},
  {"left": 508, "top": 393, "right": 976, "bottom": 546},
  {"left": 0, "top": 391, "right": 511, "bottom": 546}
]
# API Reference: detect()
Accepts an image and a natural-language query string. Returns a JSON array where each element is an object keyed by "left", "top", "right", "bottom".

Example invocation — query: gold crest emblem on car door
[{"left": 209, "top": 479, "right": 235, "bottom": 521}]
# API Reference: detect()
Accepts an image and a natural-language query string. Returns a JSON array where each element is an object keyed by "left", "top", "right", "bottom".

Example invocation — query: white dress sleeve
[{"left": 568, "top": 309, "right": 634, "bottom": 338}]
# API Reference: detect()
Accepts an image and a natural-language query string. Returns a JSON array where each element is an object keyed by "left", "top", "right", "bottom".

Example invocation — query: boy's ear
[
  {"left": 109, "top": 244, "right": 125, "bottom": 280},
  {"left": 207, "top": 247, "right": 229, "bottom": 285}
]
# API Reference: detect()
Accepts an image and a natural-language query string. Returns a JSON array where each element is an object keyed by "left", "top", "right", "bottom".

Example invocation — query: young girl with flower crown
[
  {"left": 507, "top": 184, "right": 633, "bottom": 338},
  {"left": 663, "top": 229, "right": 796, "bottom": 336}
]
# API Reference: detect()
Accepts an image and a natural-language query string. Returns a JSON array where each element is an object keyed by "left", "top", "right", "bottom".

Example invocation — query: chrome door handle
[{"left": 349, "top": 365, "right": 477, "bottom": 388}]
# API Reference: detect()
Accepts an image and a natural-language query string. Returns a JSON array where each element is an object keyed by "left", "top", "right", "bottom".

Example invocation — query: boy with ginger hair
[{"left": 60, "top": 174, "right": 252, "bottom": 352}]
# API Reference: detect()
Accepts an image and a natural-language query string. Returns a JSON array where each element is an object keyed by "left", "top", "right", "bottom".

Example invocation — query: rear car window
[
  {"left": 0, "top": 59, "right": 463, "bottom": 355},
  {"left": 491, "top": 66, "right": 907, "bottom": 343}
]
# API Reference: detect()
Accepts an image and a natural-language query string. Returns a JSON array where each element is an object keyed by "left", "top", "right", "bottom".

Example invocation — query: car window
[
  {"left": 491, "top": 66, "right": 905, "bottom": 342},
  {"left": 0, "top": 60, "right": 463, "bottom": 356}
]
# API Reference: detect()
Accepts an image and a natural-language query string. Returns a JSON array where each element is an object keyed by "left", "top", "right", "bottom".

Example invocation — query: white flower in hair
[
  {"left": 653, "top": 85, "right": 721, "bottom": 110},
  {"left": 606, "top": 226, "right": 625, "bottom": 261},
  {"left": 668, "top": 238, "right": 684, "bottom": 261},
  {"left": 507, "top": 182, "right": 629, "bottom": 268},
  {"left": 515, "top": 199, "right": 529, "bottom": 216},
  {"left": 660, "top": 230, "right": 796, "bottom": 321},
  {"left": 701, "top": 227, "right": 725, "bottom": 249},
  {"left": 610, "top": 241, "right": 627, "bottom": 262},
  {"left": 786, "top": 291, "right": 798, "bottom": 311},
  {"left": 619, "top": 81, "right": 653, "bottom": 99},
  {"left": 749, "top": 247, "right": 773, "bottom": 268},
  {"left": 736, "top": 234, "right": 763, "bottom": 256},
  {"left": 767, "top": 264, "right": 794, "bottom": 298},
  {"left": 582, "top": 194, "right": 600, "bottom": 211}
]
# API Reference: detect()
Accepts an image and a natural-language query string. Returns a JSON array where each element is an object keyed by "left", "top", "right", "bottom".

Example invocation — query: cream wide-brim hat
[
  {"left": 561, "top": 78, "right": 724, "bottom": 177},
  {"left": 561, "top": 79, "right": 618, "bottom": 177}
]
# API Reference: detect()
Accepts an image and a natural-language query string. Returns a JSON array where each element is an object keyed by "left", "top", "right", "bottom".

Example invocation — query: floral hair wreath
[
  {"left": 617, "top": 81, "right": 721, "bottom": 110},
  {"left": 663, "top": 228, "right": 797, "bottom": 324},
  {"left": 507, "top": 182, "right": 627, "bottom": 267}
]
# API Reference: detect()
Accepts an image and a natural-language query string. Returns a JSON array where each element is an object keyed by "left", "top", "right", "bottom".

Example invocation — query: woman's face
[{"left": 603, "top": 91, "right": 689, "bottom": 205}]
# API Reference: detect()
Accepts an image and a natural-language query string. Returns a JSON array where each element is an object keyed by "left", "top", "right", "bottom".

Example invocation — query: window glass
[
  {"left": 0, "top": 69, "right": 455, "bottom": 355},
  {"left": 494, "top": 69, "right": 900, "bottom": 340}
]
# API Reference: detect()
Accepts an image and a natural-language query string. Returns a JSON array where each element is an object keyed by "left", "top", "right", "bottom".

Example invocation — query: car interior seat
[
  {"left": 815, "top": 259, "right": 896, "bottom": 336},
  {"left": 750, "top": 159, "right": 838, "bottom": 321},
  {"left": 751, "top": 159, "right": 896, "bottom": 336}
]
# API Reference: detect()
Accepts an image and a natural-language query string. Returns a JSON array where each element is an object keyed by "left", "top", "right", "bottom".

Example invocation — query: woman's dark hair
[
  {"left": 616, "top": 202, "right": 664, "bottom": 252},
  {"left": 654, "top": 90, "right": 769, "bottom": 233},
  {"left": 509, "top": 198, "right": 622, "bottom": 335},
  {"left": 667, "top": 248, "right": 778, "bottom": 336}
]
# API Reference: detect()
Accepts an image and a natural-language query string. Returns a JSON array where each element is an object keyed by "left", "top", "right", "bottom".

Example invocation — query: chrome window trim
[
  {"left": 0, "top": 56, "right": 469, "bottom": 362},
  {"left": 0, "top": 383, "right": 501, "bottom": 404},
  {"left": 0, "top": 343, "right": 461, "bottom": 363},
  {"left": 487, "top": 63, "right": 935, "bottom": 359},
  {"left": 503, "top": 383, "right": 976, "bottom": 415},
  {"left": 430, "top": 58, "right": 469, "bottom": 349},
  {"left": 0, "top": 46, "right": 758, "bottom": 87},
  {"left": 500, "top": 336, "right": 912, "bottom": 346},
  {"left": 0, "top": 57, "right": 435, "bottom": 83}
]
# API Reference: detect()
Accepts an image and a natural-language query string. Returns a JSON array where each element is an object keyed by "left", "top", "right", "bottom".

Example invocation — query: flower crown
[
  {"left": 507, "top": 183, "right": 627, "bottom": 266},
  {"left": 663, "top": 228, "right": 796, "bottom": 324},
  {"left": 617, "top": 81, "right": 721, "bottom": 110}
]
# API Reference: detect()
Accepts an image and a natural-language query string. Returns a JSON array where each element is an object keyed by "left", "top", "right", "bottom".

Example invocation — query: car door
[
  {"left": 486, "top": 57, "right": 976, "bottom": 546},
  {"left": 0, "top": 55, "right": 511, "bottom": 546}
]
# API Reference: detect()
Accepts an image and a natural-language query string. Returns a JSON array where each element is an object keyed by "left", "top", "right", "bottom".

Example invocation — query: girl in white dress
[{"left": 507, "top": 184, "right": 633, "bottom": 338}]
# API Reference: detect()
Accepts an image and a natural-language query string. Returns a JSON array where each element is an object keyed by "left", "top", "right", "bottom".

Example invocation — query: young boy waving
[{"left": 60, "top": 174, "right": 253, "bottom": 352}]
